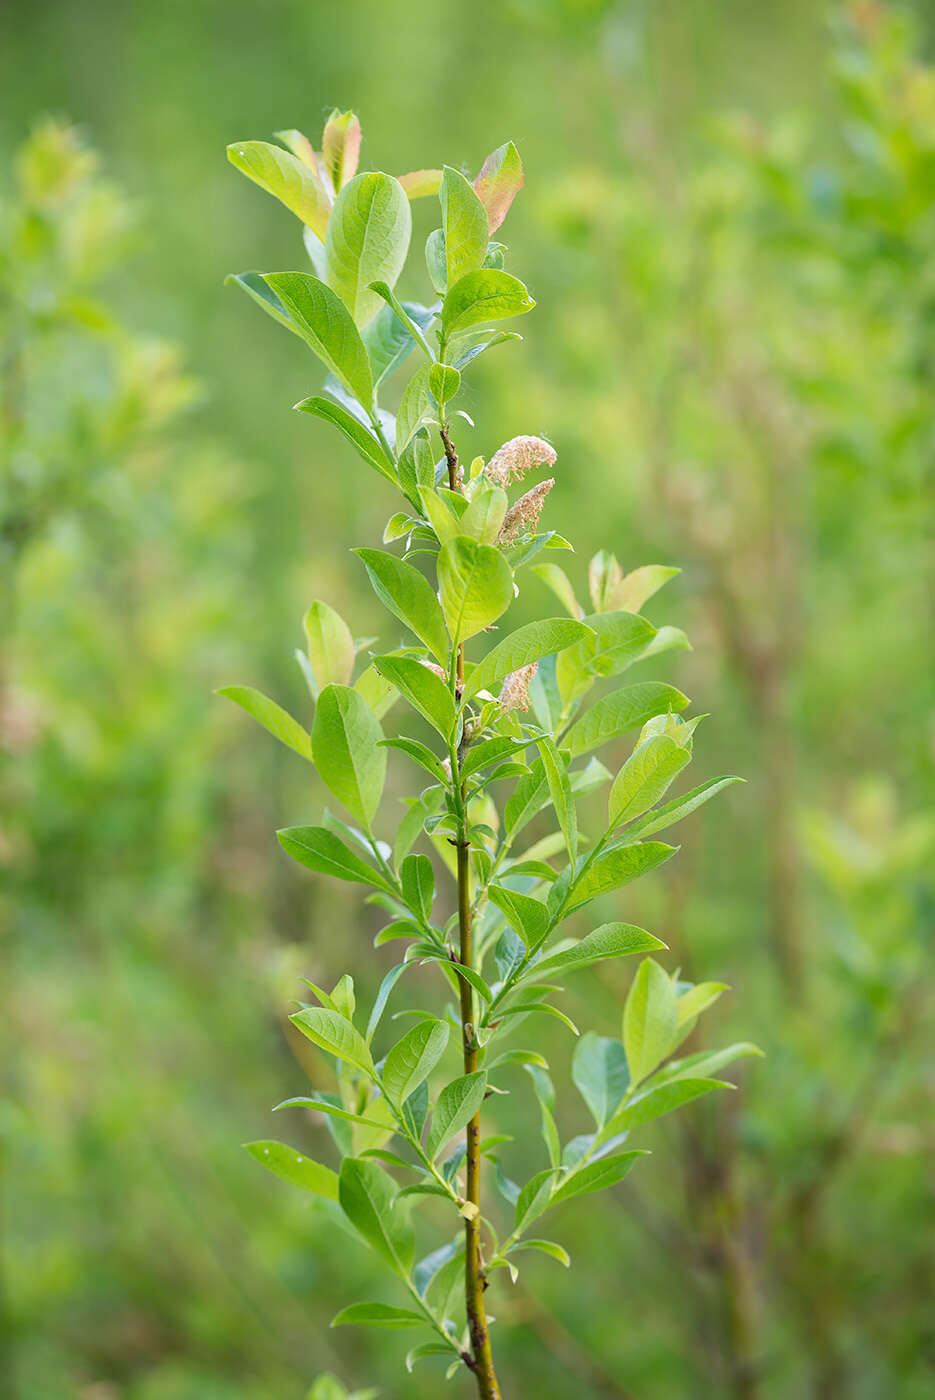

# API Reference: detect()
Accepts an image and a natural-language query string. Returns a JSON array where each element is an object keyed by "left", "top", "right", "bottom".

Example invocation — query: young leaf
[
  {"left": 338, "top": 1157, "right": 414, "bottom": 1276},
  {"left": 294, "top": 398, "right": 395, "bottom": 483},
  {"left": 532, "top": 922, "right": 665, "bottom": 978},
  {"left": 571, "top": 1034, "right": 630, "bottom": 1127},
  {"left": 614, "top": 564, "right": 680, "bottom": 614},
  {"left": 437, "top": 536, "right": 514, "bottom": 643},
  {"left": 325, "top": 172, "right": 412, "bottom": 328},
  {"left": 473, "top": 141, "right": 524, "bottom": 232},
  {"left": 426, "top": 1071, "right": 488, "bottom": 1160},
  {"left": 273, "top": 1098, "right": 390, "bottom": 1131},
  {"left": 372, "top": 655, "right": 456, "bottom": 737},
  {"left": 321, "top": 109, "right": 361, "bottom": 191},
  {"left": 396, "top": 362, "right": 432, "bottom": 453},
  {"left": 564, "top": 682, "right": 690, "bottom": 758},
  {"left": 227, "top": 141, "right": 330, "bottom": 236},
  {"left": 244, "top": 1140, "right": 339, "bottom": 1199},
  {"left": 623, "top": 958, "right": 678, "bottom": 1087},
  {"left": 556, "top": 611, "right": 658, "bottom": 707},
  {"left": 511, "top": 1239, "right": 569, "bottom": 1268},
  {"left": 607, "top": 1077, "right": 729, "bottom": 1134},
  {"left": 382, "top": 1019, "right": 449, "bottom": 1105},
  {"left": 354, "top": 548, "right": 449, "bottom": 662},
  {"left": 380, "top": 737, "right": 448, "bottom": 785},
  {"left": 400, "top": 853, "right": 434, "bottom": 922},
  {"left": 550, "top": 1151, "right": 644, "bottom": 1208},
  {"left": 608, "top": 735, "right": 693, "bottom": 830},
  {"left": 514, "top": 1168, "right": 560, "bottom": 1233},
  {"left": 216, "top": 685, "right": 313, "bottom": 761},
  {"left": 262, "top": 272, "right": 373, "bottom": 406},
  {"left": 440, "top": 269, "right": 535, "bottom": 341},
  {"left": 463, "top": 618, "right": 592, "bottom": 702},
  {"left": 277, "top": 825, "right": 395, "bottom": 894},
  {"left": 648, "top": 1042, "right": 764, "bottom": 1090},
  {"left": 290, "top": 1006, "right": 375, "bottom": 1076},
  {"left": 304, "top": 601, "right": 355, "bottom": 691},
  {"left": 487, "top": 886, "right": 550, "bottom": 948},
  {"left": 538, "top": 736, "right": 577, "bottom": 865},
  {"left": 616, "top": 776, "right": 743, "bottom": 842},
  {"left": 312, "top": 683, "right": 386, "bottom": 828},
  {"left": 225, "top": 270, "right": 301, "bottom": 334},
  {"left": 366, "top": 964, "right": 409, "bottom": 1042},
  {"left": 439, "top": 165, "right": 489, "bottom": 287},
  {"left": 676, "top": 981, "right": 728, "bottom": 1026},
  {"left": 459, "top": 483, "right": 507, "bottom": 544},
  {"left": 531, "top": 562, "right": 581, "bottom": 619},
  {"left": 332, "top": 1301, "right": 424, "bottom": 1329},
  {"left": 566, "top": 842, "right": 677, "bottom": 912}
]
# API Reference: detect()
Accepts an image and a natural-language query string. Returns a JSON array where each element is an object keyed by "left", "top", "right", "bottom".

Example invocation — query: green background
[{"left": 2, "top": 2, "right": 933, "bottom": 1397}]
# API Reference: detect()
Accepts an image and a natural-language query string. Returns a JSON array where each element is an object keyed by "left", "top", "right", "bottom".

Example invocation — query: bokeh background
[{"left": 2, "top": 1, "right": 934, "bottom": 1397}]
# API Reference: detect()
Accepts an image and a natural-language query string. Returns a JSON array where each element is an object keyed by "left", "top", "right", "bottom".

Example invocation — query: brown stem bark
[{"left": 442, "top": 420, "right": 501, "bottom": 1398}]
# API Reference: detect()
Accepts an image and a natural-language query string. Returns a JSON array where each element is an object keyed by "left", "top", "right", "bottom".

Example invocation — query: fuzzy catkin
[{"left": 484, "top": 435, "right": 556, "bottom": 488}]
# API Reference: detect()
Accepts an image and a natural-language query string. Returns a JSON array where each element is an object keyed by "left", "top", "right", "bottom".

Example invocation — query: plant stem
[{"left": 442, "top": 419, "right": 501, "bottom": 1398}]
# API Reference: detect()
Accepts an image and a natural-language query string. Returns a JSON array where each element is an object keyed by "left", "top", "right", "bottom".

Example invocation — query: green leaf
[
  {"left": 338, "top": 1157, "right": 414, "bottom": 1276},
  {"left": 438, "top": 536, "right": 514, "bottom": 643},
  {"left": 273, "top": 1097, "right": 390, "bottom": 1131},
  {"left": 623, "top": 958, "right": 678, "bottom": 1087},
  {"left": 459, "top": 483, "right": 507, "bottom": 545},
  {"left": 439, "top": 165, "right": 489, "bottom": 287},
  {"left": 607, "top": 1077, "right": 729, "bottom": 1134},
  {"left": 294, "top": 398, "right": 395, "bottom": 483},
  {"left": 303, "top": 601, "right": 355, "bottom": 692},
  {"left": 244, "top": 1140, "right": 339, "bottom": 1199},
  {"left": 565, "top": 682, "right": 690, "bottom": 758},
  {"left": 571, "top": 1034, "right": 630, "bottom": 1127},
  {"left": 354, "top": 549, "right": 448, "bottom": 662},
  {"left": 511, "top": 1238, "right": 569, "bottom": 1268},
  {"left": 525, "top": 1066, "right": 561, "bottom": 1167},
  {"left": 406, "top": 1341, "right": 455, "bottom": 1372},
  {"left": 277, "top": 825, "right": 395, "bottom": 894},
  {"left": 556, "top": 611, "right": 658, "bottom": 707},
  {"left": 325, "top": 172, "right": 412, "bottom": 328},
  {"left": 396, "top": 362, "right": 432, "bottom": 454},
  {"left": 503, "top": 759, "right": 548, "bottom": 837},
  {"left": 514, "top": 1168, "right": 560, "bottom": 1233},
  {"left": 225, "top": 271, "right": 301, "bottom": 334},
  {"left": 332, "top": 1302, "right": 425, "bottom": 1329},
  {"left": 539, "top": 737, "right": 577, "bottom": 865},
  {"left": 488, "top": 886, "right": 549, "bottom": 948},
  {"left": 614, "top": 564, "right": 680, "bottom": 614},
  {"left": 617, "top": 776, "right": 743, "bottom": 841},
  {"left": 676, "top": 981, "right": 728, "bottom": 1026},
  {"left": 608, "top": 735, "right": 693, "bottom": 830},
  {"left": 382, "top": 1019, "right": 449, "bottom": 1105},
  {"left": 532, "top": 923, "right": 665, "bottom": 978},
  {"left": 262, "top": 273, "right": 373, "bottom": 406},
  {"left": 290, "top": 1006, "right": 375, "bottom": 1076},
  {"left": 367, "top": 282, "right": 435, "bottom": 363},
  {"left": 312, "top": 684, "right": 386, "bottom": 828},
  {"left": 440, "top": 269, "right": 535, "bottom": 341},
  {"left": 365, "top": 964, "right": 409, "bottom": 1043},
  {"left": 364, "top": 301, "right": 433, "bottom": 390},
  {"left": 428, "top": 361, "right": 461, "bottom": 406},
  {"left": 566, "top": 842, "right": 677, "bottom": 912},
  {"left": 372, "top": 655, "right": 456, "bottom": 737},
  {"left": 400, "top": 853, "right": 434, "bottom": 922},
  {"left": 550, "top": 1151, "right": 644, "bottom": 1207},
  {"left": 473, "top": 141, "right": 524, "bottom": 232},
  {"left": 463, "top": 618, "right": 593, "bottom": 702},
  {"left": 216, "top": 685, "right": 312, "bottom": 761},
  {"left": 227, "top": 141, "right": 330, "bottom": 236},
  {"left": 648, "top": 1042, "right": 764, "bottom": 1089},
  {"left": 379, "top": 737, "right": 448, "bottom": 785},
  {"left": 426, "top": 1071, "right": 488, "bottom": 1160},
  {"left": 531, "top": 562, "right": 581, "bottom": 619}
]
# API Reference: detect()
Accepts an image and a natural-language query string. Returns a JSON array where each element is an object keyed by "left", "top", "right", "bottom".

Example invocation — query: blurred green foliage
[{"left": 1, "top": 3, "right": 933, "bottom": 1398}]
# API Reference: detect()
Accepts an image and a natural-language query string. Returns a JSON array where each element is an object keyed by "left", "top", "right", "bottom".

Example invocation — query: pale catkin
[
  {"left": 498, "top": 478, "right": 555, "bottom": 544},
  {"left": 499, "top": 662, "right": 538, "bottom": 712},
  {"left": 484, "top": 435, "right": 557, "bottom": 488}
]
